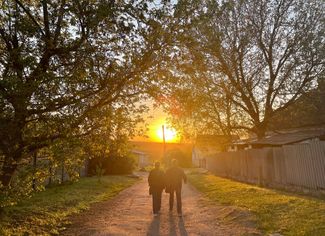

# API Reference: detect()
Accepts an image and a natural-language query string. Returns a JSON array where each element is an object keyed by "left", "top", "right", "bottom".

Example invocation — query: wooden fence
[{"left": 204, "top": 140, "right": 325, "bottom": 191}]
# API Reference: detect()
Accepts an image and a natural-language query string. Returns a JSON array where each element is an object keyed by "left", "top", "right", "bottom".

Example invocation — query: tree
[
  {"left": 0, "top": 0, "right": 171, "bottom": 188},
  {"left": 159, "top": 0, "right": 325, "bottom": 139},
  {"left": 165, "top": 148, "right": 191, "bottom": 167},
  {"left": 84, "top": 104, "right": 143, "bottom": 175},
  {"left": 269, "top": 78, "right": 325, "bottom": 129}
]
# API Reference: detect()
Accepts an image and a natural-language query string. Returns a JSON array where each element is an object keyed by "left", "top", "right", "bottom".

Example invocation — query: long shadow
[
  {"left": 147, "top": 216, "right": 160, "bottom": 236},
  {"left": 178, "top": 217, "right": 188, "bottom": 236},
  {"left": 168, "top": 214, "right": 177, "bottom": 236},
  {"left": 168, "top": 214, "right": 188, "bottom": 236}
]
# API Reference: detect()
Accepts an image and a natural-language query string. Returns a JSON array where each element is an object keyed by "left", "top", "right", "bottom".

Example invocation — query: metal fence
[{"left": 204, "top": 140, "right": 325, "bottom": 191}]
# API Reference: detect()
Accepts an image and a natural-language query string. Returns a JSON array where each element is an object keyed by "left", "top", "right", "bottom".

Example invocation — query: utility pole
[{"left": 162, "top": 125, "right": 166, "bottom": 161}]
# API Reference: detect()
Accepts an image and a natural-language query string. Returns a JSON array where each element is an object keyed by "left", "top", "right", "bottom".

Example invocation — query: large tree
[
  {"left": 0, "top": 0, "right": 171, "bottom": 188},
  {"left": 159, "top": 0, "right": 325, "bottom": 139},
  {"left": 269, "top": 78, "right": 325, "bottom": 129}
]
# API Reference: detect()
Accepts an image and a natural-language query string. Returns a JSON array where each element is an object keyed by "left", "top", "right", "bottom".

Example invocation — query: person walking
[
  {"left": 148, "top": 162, "right": 165, "bottom": 216},
  {"left": 165, "top": 159, "right": 187, "bottom": 217}
]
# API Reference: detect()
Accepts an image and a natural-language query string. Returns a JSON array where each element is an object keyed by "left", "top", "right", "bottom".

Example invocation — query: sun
[{"left": 156, "top": 125, "right": 177, "bottom": 142}]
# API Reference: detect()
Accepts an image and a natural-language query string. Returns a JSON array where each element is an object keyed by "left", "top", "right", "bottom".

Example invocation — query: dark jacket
[
  {"left": 148, "top": 168, "right": 165, "bottom": 192},
  {"left": 165, "top": 166, "right": 187, "bottom": 190}
]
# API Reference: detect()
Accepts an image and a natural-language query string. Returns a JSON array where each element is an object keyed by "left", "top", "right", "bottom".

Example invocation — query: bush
[
  {"left": 0, "top": 161, "right": 49, "bottom": 208},
  {"left": 165, "top": 148, "right": 192, "bottom": 168},
  {"left": 88, "top": 155, "right": 135, "bottom": 175}
]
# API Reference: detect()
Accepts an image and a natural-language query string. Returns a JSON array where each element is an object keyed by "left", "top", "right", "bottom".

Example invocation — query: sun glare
[{"left": 157, "top": 125, "right": 177, "bottom": 142}]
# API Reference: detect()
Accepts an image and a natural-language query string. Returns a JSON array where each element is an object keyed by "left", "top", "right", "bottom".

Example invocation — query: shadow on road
[
  {"left": 168, "top": 214, "right": 188, "bottom": 236},
  {"left": 147, "top": 214, "right": 188, "bottom": 236},
  {"left": 178, "top": 218, "right": 188, "bottom": 236},
  {"left": 147, "top": 216, "right": 160, "bottom": 235}
]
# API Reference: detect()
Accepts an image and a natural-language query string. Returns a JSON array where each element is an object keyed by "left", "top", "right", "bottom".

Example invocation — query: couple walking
[{"left": 148, "top": 159, "right": 187, "bottom": 217}]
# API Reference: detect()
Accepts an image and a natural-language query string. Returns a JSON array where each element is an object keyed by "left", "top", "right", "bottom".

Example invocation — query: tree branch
[{"left": 14, "top": 0, "right": 45, "bottom": 37}]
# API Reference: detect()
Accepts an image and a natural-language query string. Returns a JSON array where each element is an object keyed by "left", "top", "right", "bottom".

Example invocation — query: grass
[
  {"left": 188, "top": 170, "right": 325, "bottom": 236},
  {"left": 0, "top": 175, "right": 138, "bottom": 235}
]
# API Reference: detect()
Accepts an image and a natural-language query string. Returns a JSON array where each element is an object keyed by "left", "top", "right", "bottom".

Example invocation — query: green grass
[
  {"left": 0, "top": 175, "right": 138, "bottom": 235},
  {"left": 188, "top": 171, "right": 325, "bottom": 236}
]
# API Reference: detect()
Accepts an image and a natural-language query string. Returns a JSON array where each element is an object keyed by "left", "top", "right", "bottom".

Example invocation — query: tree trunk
[
  {"left": 256, "top": 130, "right": 266, "bottom": 139},
  {"left": 0, "top": 157, "right": 18, "bottom": 188},
  {"left": 32, "top": 152, "right": 37, "bottom": 190},
  {"left": 61, "top": 160, "right": 64, "bottom": 183},
  {"left": 255, "top": 122, "right": 267, "bottom": 139},
  {"left": 48, "top": 161, "right": 52, "bottom": 185}
]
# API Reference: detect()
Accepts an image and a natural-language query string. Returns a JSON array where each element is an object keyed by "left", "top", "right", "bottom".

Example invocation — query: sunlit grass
[
  {"left": 188, "top": 171, "right": 325, "bottom": 236},
  {"left": 0, "top": 176, "right": 138, "bottom": 235}
]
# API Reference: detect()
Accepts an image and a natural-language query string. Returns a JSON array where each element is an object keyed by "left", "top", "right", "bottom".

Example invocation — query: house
[
  {"left": 131, "top": 150, "right": 150, "bottom": 168},
  {"left": 228, "top": 139, "right": 252, "bottom": 151},
  {"left": 229, "top": 128, "right": 325, "bottom": 150},
  {"left": 192, "top": 135, "right": 238, "bottom": 167},
  {"left": 130, "top": 141, "right": 193, "bottom": 167}
]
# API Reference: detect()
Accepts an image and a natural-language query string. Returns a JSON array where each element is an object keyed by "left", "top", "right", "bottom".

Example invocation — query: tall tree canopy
[
  {"left": 269, "top": 78, "right": 325, "bottom": 130},
  {"left": 158, "top": 0, "right": 325, "bottom": 139},
  {"left": 0, "top": 0, "right": 172, "bottom": 188}
]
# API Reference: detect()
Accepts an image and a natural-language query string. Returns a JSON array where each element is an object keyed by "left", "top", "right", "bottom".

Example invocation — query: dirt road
[{"left": 62, "top": 173, "right": 261, "bottom": 236}]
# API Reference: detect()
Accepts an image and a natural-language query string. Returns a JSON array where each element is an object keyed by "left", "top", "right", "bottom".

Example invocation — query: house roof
[
  {"left": 196, "top": 135, "right": 239, "bottom": 144},
  {"left": 234, "top": 129, "right": 325, "bottom": 146},
  {"left": 131, "top": 150, "right": 149, "bottom": 156}
]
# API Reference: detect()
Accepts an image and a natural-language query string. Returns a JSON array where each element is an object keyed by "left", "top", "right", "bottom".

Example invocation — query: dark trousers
[
  {"left": 169, "top": 187, "right": 182, "bottom": 213},
  {"left": 152, "top": 190, "right": 162, "bottom": 214}
]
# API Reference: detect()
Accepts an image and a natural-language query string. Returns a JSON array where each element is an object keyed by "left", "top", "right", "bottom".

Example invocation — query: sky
[{"left": 132, "top": 102, "right": 179, "bottom": 143}]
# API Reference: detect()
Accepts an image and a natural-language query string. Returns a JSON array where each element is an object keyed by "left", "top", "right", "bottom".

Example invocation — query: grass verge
[
  {"left": 0, "top": 175, "right": 138, "bottom": 235},
  {"left": 188, "top": 171, "right": 325, "bottom": 236}
]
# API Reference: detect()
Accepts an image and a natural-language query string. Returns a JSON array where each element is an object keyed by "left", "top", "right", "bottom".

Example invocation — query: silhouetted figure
[
  {"left": 165, "top": 159, "right": 187, "bottom": 217},
  {"left": 148, "top": 162, "right": 165, "bottom": 216}
]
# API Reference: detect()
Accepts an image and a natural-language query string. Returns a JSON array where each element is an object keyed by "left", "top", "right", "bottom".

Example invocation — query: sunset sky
[{"left": 133, "top": 103, "right": 180, "bottom": 143}]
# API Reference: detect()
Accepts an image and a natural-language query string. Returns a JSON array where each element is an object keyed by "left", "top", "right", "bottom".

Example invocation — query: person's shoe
[
  {"left": 153, "top": 213, "right": 158, "bottom": 217},
  {"left": 178, "top": 213, "right": 182, "bottom": 217}
]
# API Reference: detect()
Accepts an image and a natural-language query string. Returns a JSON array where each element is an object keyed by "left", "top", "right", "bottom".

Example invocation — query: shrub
[
  {"left": 88, "top": 155, "right": 135, "bottom": 176},
  {"left": 165, "top": 148, "right": 192, "bottom": 167}
]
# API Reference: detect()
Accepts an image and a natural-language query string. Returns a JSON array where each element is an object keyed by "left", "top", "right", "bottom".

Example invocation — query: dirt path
[{"left": 62, "top": 173, "right": 261, "bottom": 236}]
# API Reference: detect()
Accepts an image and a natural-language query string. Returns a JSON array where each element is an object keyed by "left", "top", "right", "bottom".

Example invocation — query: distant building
[
  {"left": 131, "top": 150, "right": 150, "bottom": 168},
  {"left": 228, "top": 128, "right": 325, "bottom": 150},
  {"left": 130, "top": 141, "right": 193, "bottom": 166},
  {"left": 192, "top": 135, "right": 238, "bottom": 167}
]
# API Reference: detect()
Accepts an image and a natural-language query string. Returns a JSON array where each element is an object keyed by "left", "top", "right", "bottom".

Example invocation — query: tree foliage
[
  {"left": 84, "top": 104, "right": 143, "bottom": 175},
  {"left": 158, "top": 0, "right": 325, "bottom": 139},
  {"left": 0, "top": 0, "right": 172, "bottom": 188},
  {"left": 269, "top": 78, "right": 325, "bottom": 129}
]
